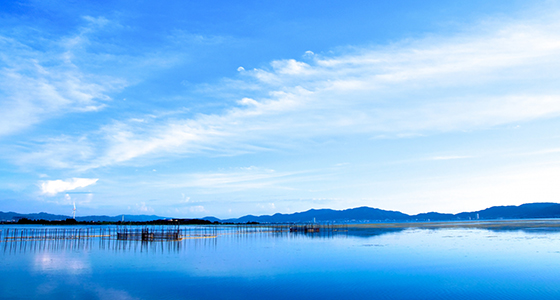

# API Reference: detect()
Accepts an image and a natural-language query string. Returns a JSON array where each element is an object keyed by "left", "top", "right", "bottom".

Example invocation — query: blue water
[{"left": 2, "top": 225, "right": 560, "bottom": 299}]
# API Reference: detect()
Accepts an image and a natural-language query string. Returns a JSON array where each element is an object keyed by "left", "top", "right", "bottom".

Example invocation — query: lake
[{"left": 1, "top": 223, "right": 560, "bottom": 299}]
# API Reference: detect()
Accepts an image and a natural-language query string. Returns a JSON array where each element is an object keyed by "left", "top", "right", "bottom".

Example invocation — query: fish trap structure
[
  {"left": 285, "top": 224, "right": 349, "bottom": 238},
  {"left": 287, "top": 224, "right": 346, "bottom": 233},
  {"left": 289, "top": 224, "right": 321, "bottom": 233},
  {"left": 116, "top": 227, "right": 180, "bottom": 241}
]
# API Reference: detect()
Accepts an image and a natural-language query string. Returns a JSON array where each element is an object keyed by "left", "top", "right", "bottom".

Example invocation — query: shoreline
[{"left": 344, "top": 219, "right": 560, "bottom": 230}]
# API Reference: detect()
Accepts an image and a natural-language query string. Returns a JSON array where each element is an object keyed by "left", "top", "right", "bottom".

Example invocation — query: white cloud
[
  {"left": 0, "top": 19, "right": 126, "bottom": 138},
  {"left": 135, "top": 202, "right": 154, "bottom": 213},
  {"left": 64, "top": 194, "right": 72, "bottom": 205},
  {"left": 257, "top": 202, "right": 276, "bottom": 210},
  {"left": 151, "top": 166, "right": 331, "bottom": 195},
  {"left": 522, "top": 148, "right": 560, "bottom": 156},
  {"left": 14, "top": 135, "right": 95, "bottom": 170},
  {"left": 40, "top": 178, "right": 98, "bottom": 196},
  {"left": 15, "top": 10, "right": 560, "bottom": 170},
  {"left": 82, "top": 16, "right": 110, "bottom": 27},
  {"left": 430, "top": 156, "right": 473, "bottom": 161},
  {"left": 189, "top": 205, "right": 206, "bottom": 213},
  {"left": 238, "top": 97, "right": 259, "bottom": 106},
  {"left": 304, "top": 50, "right": 315, "bottom": 57},
  {"left": 270, "top": 59, "right": 310, "bottom": 75},
  {"left": 162, "top": 167, "right": 292, "bottom": 191}
]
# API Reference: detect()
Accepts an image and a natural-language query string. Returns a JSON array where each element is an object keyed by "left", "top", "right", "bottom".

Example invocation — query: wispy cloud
[
  {"left": 429, "top": 155, "right": 473, "bottom": 161},
  {"left": 157, "top": 166, "right": 312, "bottom": 193},
  {"left": 14, "top": 10, "right": 560, "bottom": 170},
  {"left": 521, "top": 148, "right": 560, "bottom": 156},
  {"left": 14, "top": 135, "right": 95, "bottom": 170},
  {"left": 0, "top": 17, "right": 126, "bottom": 138},
  {"left": 133, "top": 202, "right": 154, "bottom": 213}
]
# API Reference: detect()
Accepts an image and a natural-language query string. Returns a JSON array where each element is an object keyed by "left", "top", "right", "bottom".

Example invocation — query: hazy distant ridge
[
  {"left": 0, "top": 212, "right": 164, "bottom": 222},
  {"left": 222, "top": 207, "right": 409, "bottom": 223},
  {"left": 2, "top": 202, "right": 560, "bottom": 223},
  {"left": 220, "top": 202, "right": 560, "bottom": 223}
]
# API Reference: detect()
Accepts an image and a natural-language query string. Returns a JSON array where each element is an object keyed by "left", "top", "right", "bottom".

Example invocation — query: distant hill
[
  {"left": 0, "top": 211, "right": 164, "bottom": 222},
  {"left": 76, "top": 215, "right": 165, "bottom": 222},
  {"left": 455, "top": 203, "right": 560, "bottom": 220},
  {"left": 201, "top": 216, "right": 221, "bottom": 223},
  {"left": 2, "top": 202, "right": 560, "bottom": 223},
  {"left": 0, "top": 211, "right": 70, "bottom": 222},
  {"left": 222, "top": 202, "right": 560, "bottom": 223},
  {"left": 223, "top": 207, "right": 409, "bottom": 223}
]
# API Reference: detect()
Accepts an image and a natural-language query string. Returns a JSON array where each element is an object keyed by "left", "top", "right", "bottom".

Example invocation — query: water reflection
[
  {"left": 1, "top": 232, "right": 211, "bottom": 254},
  {"left": 5, "top": 223, "right": 559, "bottom": 256},
  {"left": 1, "top": 225, "right": 357, "bottom": 254},
  {"left": 33, "top": 251, "right": 91, "bottom": 274},
  {"left": 3, "top": 225, "right": 560, "bottom": 300}
]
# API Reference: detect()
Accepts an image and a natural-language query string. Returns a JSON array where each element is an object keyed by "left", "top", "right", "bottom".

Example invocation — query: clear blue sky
[{"left": 1, "top": 0, "right": 560, "bottom": 218}]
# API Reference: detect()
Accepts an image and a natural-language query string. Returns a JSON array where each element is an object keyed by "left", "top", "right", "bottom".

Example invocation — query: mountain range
[
  {"left": 0, "top": 212, "right": 164, "bottom": 223},
  {"left": 2, "top": 202, "right": 560, "bottom": 223},
  {"left": 220, "top": 202, "right": 560, "bottom": 223}
]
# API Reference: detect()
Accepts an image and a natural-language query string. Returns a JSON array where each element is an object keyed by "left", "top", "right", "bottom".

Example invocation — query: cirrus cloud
[
  {"left": 12, "top": 9, "right": 560, "bottom": 172},
  {"left": 87, "top": 12, "right": 560, "bottom": 168}
]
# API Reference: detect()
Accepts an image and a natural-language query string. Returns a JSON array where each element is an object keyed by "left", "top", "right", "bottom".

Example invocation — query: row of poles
[
  {"left": 1, "top": 225, "right": 348, "bottom": 254},
  {"left": 0, "top": 224, "right": 348, "bottom": 242},
  {"left": 2, "top": 234, "right": 216, "bottom": 254},
  {"left": 0, "top": 227, "right": 113, "bottom": 241}
]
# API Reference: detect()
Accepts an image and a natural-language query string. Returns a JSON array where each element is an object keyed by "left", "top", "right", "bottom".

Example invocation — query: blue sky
[{"left": 1, "top": 0, "right": 560, "bottom": 218}]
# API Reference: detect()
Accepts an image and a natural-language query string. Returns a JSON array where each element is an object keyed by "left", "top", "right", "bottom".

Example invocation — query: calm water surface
[{"left": 1, "top": 225, "right": 560, "bottom": 299}]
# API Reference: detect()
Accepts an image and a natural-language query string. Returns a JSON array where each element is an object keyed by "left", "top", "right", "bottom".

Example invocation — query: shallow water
[{"left": 1, "top": 225, "right": 560, "bottom": 299}]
